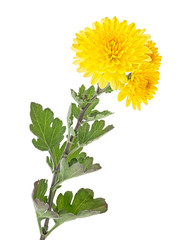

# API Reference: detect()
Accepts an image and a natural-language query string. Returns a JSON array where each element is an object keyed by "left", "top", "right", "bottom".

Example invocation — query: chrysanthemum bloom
[
  {"left": 72, "top": 17, "right": 152, "bottom": 90},
  {"left": 146, "top": 40, "right": 162, "bottom": 69},
  {"left": 118, "top": 63, "right": 160, "bottom": 110}
]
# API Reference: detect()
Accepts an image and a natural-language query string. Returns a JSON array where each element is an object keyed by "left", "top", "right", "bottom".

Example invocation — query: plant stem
[{"left": 39, "top": 85, "right": 106, "bottom": 239}]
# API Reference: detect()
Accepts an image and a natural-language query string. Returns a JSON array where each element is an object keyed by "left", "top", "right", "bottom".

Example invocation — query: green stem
[
  {"left": 36, "top": 213, "right": 42, "bottom": 235},
  {"left": 45, "top": 224, "right": 60, "bottom": 238},
  {"left": 39, "top": 85, "right": 108, "bottom": 239}
]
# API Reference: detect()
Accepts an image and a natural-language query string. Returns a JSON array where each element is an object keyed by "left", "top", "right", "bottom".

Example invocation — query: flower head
[
  {"left": 72, "top": 17, "right": 152, "bottom": 90},
  {"left": 146, "top": 40, "right": 162, "bottom": 69},
  {"left": 118, "top": 63, "right": 160, "bottom": 110}
]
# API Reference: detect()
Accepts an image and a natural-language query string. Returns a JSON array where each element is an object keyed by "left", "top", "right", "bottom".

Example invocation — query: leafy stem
[{"left": 40, "top": 85, "right": 107, "bottom": 239}]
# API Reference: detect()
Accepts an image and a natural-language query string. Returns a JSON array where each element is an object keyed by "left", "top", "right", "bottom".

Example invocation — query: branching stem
[{"left": 39, "top": 85, "right": 106, "bottom": 240}]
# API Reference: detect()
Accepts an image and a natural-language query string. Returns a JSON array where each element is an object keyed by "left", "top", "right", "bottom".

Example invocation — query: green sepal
[
  {"left": 54, "top": 188, "right": 107, "bottom": 225},
  {"left": 104, "top": 84, "right": 113, "bottom": 93},
  {"left": 126, "top": 72, "right": 131, "bottom": 80},
  {"left": 78, "top": 120, "right": 114, "bottom": 146},
  {"left": 30, "top": 102, "right": 66, "bottom": 151}
]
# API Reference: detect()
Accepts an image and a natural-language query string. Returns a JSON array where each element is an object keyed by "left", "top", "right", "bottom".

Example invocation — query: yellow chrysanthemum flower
[
  {"left": 118, "top": 63, "right": 160, "bottom": 110},
  {"left": 146, "top": 40, "right": 162, "bottom": 69},
  {"left": 72, "top": 17, "right": 152, "bottom": 90}
]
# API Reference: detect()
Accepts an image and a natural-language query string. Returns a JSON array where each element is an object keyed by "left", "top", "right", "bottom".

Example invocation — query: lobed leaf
[
  {"left": 32, "top": 179, "right": 59, "bottom": 221},
  {"left": 32, "top": 179, "right": 48, "bottom": 203},
  {"left": 78, "top": 120, "right": 114, "bottom": 146},
  {"left": 53, "top": 154, "right": 101, "bottom": 190},
  {"left": 52, "top": 142, "right": 67, "bottom": 166},
  {"left": 34, "top": 199, "right": 59, "bottom": 220},
  {"left": 83, "top": 98, "right": 99, "bottom": 117},
  {"left": 46, "top": 156, "right": 53, "bottom": 171},
  {"left": 71, "top": 85, "right": 96, "bottom": 107},
  {"left": 72, "top": 103, "right": 81, "bottom": 119},
  {"left": 54, "top": 188, "right": 107, "bottom": 225},
  {"left": 30, "top": 102, "right": 66, "bottom": 151},
  {"left": 84, "top": 110, "right": 113, "bottom": 122}
]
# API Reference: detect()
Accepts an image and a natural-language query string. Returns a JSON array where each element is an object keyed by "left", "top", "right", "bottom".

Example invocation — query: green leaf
[
  {"left": 72, "top": 103, "right": 81, "bottom": 119},
  {"left": 78, "top": 85, "right": 86, "bottom": 96},
  {"left": 53, "top": 155, "right": 101, "bottom": 190},
  {"left": 32, "top": 179, "right": 48, "bottom": 203},
  {"left": 32, "top": 179, "right": 59, "bottom": 221},
  {"left": 70, "top": 152, "right": 101, "bottom": 172},
  {"left": 84, "top": 110, "right": 113, "bottom": 122},
  {"left": 71, "top": 85, "right": 97, "bottom": 107},
  {"left": 54, "top": 188, "right": 107, "bottom": 225},
  {"left": 83, "top": 98, "right": 99, "bottom": 117},
  {"left": 78, "top": 120, "right": 114, "bottom": 146},
  {"left": 71, "top": 89, "right": 85, "bottom": 106},
  {"left": 57, "top": 192, "right": 73, "bottom": 212},
  {"left": 58, "top": 158, "right": 85, "bottom": 182},
  {"left": 46, "top": 156, "right": 53, "bottom": 171},
  {"left": 52, "top": 142, "right": 67, "bottom": 166},
  {"left": 67, "top": 137, "right": 82, "bottom": 157},
  {"left": 54, "top": 212, "right": 76, "bottom": 225},
  {"left": 67, "top": 146, "right": 83, "bottom": 162},
  {"left": 34, "top": 199, "right": 59, "bottom": 220},
  {"left": 85, "top": 86, "right": 95, "bottom": 99},
  {"left": 30, "top": 102, "right": 66, "bottom": 151},
  {"left": 67, "top": 103, "right": 74, "bottom": 131}
]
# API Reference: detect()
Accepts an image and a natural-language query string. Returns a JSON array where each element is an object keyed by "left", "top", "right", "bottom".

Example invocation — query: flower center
[{"left": 104, "top": 35, "right": 121, "bottom": 60}]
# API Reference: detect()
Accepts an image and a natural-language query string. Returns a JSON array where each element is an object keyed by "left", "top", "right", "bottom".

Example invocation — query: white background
[{"left": 0, "top": 0, "right": 194, "bottom": 239}]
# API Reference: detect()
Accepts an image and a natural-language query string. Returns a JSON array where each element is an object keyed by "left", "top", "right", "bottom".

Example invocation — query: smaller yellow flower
[
  {"left": 146, "top": 40, "right": 162, "bottom": 69},
  {"left": 118, "top": 63, "right": 160, "bottom": 110}
]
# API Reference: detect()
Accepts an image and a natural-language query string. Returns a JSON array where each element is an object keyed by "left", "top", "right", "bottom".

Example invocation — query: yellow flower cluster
[{"left": 72, "top": 17, "right": 161, "bottom": 110}]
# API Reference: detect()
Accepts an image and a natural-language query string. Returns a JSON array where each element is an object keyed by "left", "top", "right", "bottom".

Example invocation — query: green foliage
[
  {"left": 54, "top": 188, "right": 107, "bottom": 225},
  {"left": 67, "top": 146, "right": 83, "bottom": 162},
  {"left": 53, "top": 154, "right": 101, "bottom": 190},
  {"left": 34, "top": 199, "right": 59, "bottom": 220},
  {"left": 32, "top": 179, "right": 59, "bottom": 222},
  {"left": 46, "top": 156, "right": 53, "bottom": 172},
  {"left": 32, "top": 179, "right": 48, "bottom": 203},
  {"left": 71, "top": 103, "right": 81, "bottom": 119},
  {"left": 83, "top": 98, "right": 99, "bottom": 117},
  {"left": 30, "top": 84, "right": 114, "bottom": 238},
  {"left": 71, "top": 86, "right": 113, "bottom": 122},
  {"left": 78, "top": 120, "right": 114, "bottom": 146},
  {"left": 53, "top": 142, "right": 67, "bottom": 166},
  {"left": 67, "top": 103, "right": 74, "bottom": 130},
  {"left": 84, "top": 110, "right": 113, "bottom": 122},
  {"left": 30, "top": 102, "right": 66, "bottom": 151},
  {"left": 69, "top": 152, "right": 101, "bottom": 172},
  {"left": 71, "top": 85, "right": 96, "bottom": 107}
]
